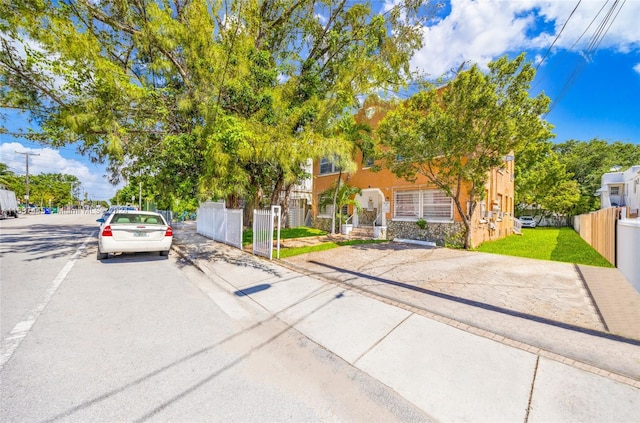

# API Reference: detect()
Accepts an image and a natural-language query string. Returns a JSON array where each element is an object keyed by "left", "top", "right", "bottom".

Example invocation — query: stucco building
[
  {"left": 596, "top": 165, "right": 640, "bottom": 218},
  {"left": 311, "top": 97, "right": 516, "bottom": 248}
]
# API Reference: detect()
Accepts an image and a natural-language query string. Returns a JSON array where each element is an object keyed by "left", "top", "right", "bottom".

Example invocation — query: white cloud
[
  {"left": 0, "top": 141, "right": 119, "bottom": 201},
  {"left": 411, "top": 0, "right": 640, "bottom": 77},
  {"left": 634, "top": 63, "right": 640, "bottom": 75}
]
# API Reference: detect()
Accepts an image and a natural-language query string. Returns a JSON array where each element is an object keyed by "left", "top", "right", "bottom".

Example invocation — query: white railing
[
  {"left": 513, "top": 218, "right": 522, "bottom": 234},
  {"left": 288, "top": 207, "right": 305, "bottom": 228},
  {"left": 196, "top": 201, "right": 243, "bottom": 249}
]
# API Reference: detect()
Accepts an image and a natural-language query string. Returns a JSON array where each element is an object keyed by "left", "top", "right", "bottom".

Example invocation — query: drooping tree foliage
[
  {"left": 378, "top": 54, "right": 553, "bottom": 248},
  {"left": 552, "top": 139, "right": 640, "bottom": 214},
  {"left": 0, "top": 0, "right": 434, "bottom": 211}
]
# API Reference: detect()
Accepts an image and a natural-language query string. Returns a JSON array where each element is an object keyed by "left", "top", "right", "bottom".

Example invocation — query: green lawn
[
  {"left": 277, "top": 238, "right": 389, "bottom": 258},
  {"left": 278, "top": 242, "right": 339, "bottom": 258},
  {"left": 243, "top": 226, "right": 328, "bottom": 246},
  {"left": 476, "top": 227, "right": 613, "bottom": 268},
  {"left": 243, "top": 226, "right": 390, "bottom": 257}
]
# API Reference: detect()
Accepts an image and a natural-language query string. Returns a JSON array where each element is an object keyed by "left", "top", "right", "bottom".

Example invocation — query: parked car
[
  {"left": 97, "top": 210, "right": 173, "bottom": 259},
  {"left": 519, "top": 216, "right": 537, "bottom": 228}
]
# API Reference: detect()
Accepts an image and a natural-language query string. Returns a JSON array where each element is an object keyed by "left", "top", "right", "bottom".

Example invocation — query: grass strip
[
  {"left": 476, "top": 227, "right": 613, "bottom": 268},
  {"left": 278, "top": 242, "right": 339, "bottom": 258},
  {"left": 243, "top": 226, "right": 328, "bottom": 246}
]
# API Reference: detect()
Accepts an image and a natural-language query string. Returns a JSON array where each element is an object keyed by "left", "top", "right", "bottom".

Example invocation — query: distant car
[
  {"left": 97, "top": 210, "right": 173, "bottom": 259},
  {"left": 97, "top": 205, "right": 137, "bottom": 227},
  {"left": 519, "top": 216, "right": 537, "bottom": 228}
]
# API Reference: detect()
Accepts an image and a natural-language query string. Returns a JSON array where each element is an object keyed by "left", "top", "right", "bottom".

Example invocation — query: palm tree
[
  {"left": 319, "top": 183, "right": 363, "bottom": 234},
  {"left": 327, "top": 115, "right": 374, "bottom": 234}
]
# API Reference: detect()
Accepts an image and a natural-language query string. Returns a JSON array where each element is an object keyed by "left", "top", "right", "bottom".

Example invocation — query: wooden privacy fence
[{"left": 573, "top": 207, "right": 627, "bottom": 265}]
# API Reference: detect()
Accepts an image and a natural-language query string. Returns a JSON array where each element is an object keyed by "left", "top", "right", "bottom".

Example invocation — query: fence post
[{"left": 272, "top": 205, "right": 281, "bottom": 260}]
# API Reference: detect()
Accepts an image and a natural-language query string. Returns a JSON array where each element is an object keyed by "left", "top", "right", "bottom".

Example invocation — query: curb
[{"left": 172, "top": 234, "right": 640, "bottom": 388}]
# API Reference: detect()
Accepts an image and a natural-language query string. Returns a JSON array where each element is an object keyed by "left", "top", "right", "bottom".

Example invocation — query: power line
[
  {"left": 546, "top": 0, "right": 626, "bottom": 114},
  {"left": 568, "top": 0, "right": 610, "bottom": 51},
  {"left": 536, "top": 0, "right": 582, "bottom": 72}
]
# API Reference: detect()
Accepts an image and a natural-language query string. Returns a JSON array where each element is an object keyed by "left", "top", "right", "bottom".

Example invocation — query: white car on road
[{"left": 97, "top": 211, "right": 173, "bottom": 259}]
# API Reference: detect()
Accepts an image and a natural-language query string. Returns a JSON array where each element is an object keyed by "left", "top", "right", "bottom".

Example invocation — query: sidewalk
[
  {"left": 171, "top": 224, "right": 640, "bottom": 422},
  {"left": 576, "top": 264, "right": 640, "bottom": 339}
]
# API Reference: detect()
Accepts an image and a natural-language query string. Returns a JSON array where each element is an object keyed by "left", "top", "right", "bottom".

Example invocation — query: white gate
[
  {"left": 253, "top": 206, "right": 281, "bottom": 260},
  {"left": 196, "top": 201, "right": 243, "bottom": 249}
]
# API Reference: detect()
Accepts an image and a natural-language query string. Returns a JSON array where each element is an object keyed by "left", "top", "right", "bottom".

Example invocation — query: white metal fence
[
  {"left": 288, "top": 207, "right": 305, "bottom": 228},
  {"left": 253, "top": 206, "right": 281, "bottom": 260},
  {"left": 196, "top": 201, "right": 243, "bottom": 249}
]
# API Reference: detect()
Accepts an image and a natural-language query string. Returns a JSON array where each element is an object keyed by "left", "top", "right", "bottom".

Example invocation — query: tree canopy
[
  {"left": 0, "top": 163, "right": 79, "bottom": 207},
  {"left": 514, "top": 139, "right": 580, "bottom": 224},
  {"left": 377, "top": 54, "right": 553, "bottom": 248},
  {"left": 1, "top": 0, "right": 434, "bottom": 211},
  {"left": 552, "top": 139, "right": 640, "bottom": 214}
]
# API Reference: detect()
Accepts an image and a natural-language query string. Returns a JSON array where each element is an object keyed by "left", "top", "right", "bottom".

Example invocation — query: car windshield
[{"left": 111, "top": 213, "right": 163, "bottom": 225}]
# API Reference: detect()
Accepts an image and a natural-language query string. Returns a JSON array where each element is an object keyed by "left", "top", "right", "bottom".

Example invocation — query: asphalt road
[{"left": 1, "top": 213, "right": 431, "bottom": 422}]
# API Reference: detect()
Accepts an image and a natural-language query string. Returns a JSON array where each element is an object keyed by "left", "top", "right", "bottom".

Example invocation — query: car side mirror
[{"left": 96, "top": 218, "right": 105, "bottom": 223}]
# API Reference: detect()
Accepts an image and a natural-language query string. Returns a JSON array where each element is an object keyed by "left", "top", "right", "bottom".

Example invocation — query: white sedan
[
  {"left": 519, "top": 216, "right": 537, "bottom": 228},
  {"left": 97, "top": 211, "right": 173, "bottom": 259}
]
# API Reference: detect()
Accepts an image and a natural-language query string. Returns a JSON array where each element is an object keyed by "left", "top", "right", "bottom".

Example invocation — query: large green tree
[
  {"left": 1, "top": 0, "right": 432, "bottom": 214},
  {"left": 515, "top": 140, "right": 581, "bottom": 224},
  {"left": 377, "top": 54, "right": 553, "bottom": 248},
  {"left": 552, "top": 139, "right": 640, "bottom": 214}
]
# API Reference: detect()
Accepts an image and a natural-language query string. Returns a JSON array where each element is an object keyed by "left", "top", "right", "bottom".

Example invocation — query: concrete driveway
[{"left": 283, "top": 242, "right": 640, "bottom": 379}]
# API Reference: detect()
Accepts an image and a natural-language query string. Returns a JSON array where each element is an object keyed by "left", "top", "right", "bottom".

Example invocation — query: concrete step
[{"left": 348, "top": 226, "right": 374, "bottom": 239}]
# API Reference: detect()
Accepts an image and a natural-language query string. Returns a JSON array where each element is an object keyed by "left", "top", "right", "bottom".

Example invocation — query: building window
[
  {"left": 394, "top": 191, "right": 420, "bottom": 219},
  {"left": 610, "top": 186, "right": 620, "bottom": 195},
  {"left": 319, "top": 157, "right": 339, "bottom": 175},
  {"left": 394, "top": 189, "right": 453, "bottom": 221},
  {"left": 363, "top": 154, "right": 375, "bottom": 168},
  {"left": 423, "top": 190, "right": 453, "bottom": 220}
]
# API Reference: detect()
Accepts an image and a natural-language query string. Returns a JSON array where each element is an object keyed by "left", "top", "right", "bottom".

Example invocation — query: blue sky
[{"left": 1, "top": 0, "right": 639, "bottom": 202}]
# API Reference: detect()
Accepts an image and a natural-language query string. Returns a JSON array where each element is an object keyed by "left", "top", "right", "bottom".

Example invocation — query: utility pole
[
  {"left": 15, "top": 151, "right": 40, "bottom": 214},
  {"left": 139, "top": 181, "right": 142, "bottom": 210}
]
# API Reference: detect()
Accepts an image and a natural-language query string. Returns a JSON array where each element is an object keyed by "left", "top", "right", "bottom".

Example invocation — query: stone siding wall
[
  {"left": 313, "top": 217, "right": 335, "bottom": 233},
  {"left": 358, "top": 210, "right": 378, "bottom": 225},
  {"left": 387, "top": 220, "right": 466, "bottom": 248}
]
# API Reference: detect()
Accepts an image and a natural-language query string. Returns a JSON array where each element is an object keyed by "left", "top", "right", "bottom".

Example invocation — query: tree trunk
[
  {"left": 280, "top": 183, "right": 294, "bottom": 228},
  {"left": 331, "top": 170, "right": 343, "bottom": 234},
  {"left": 453, "top": 196, "right": 473, "bottom": 249}
]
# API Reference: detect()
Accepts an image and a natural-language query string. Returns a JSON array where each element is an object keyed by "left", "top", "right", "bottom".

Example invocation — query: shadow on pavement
[
  {"left": 309, "top": 260, "right": 640, "bottom": 347},
  {"left": 0, "top": 224, "right": 97, "bottom": 261},
  {"left": 40, "top": 283, "right": 344, "bottom": 422}
]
